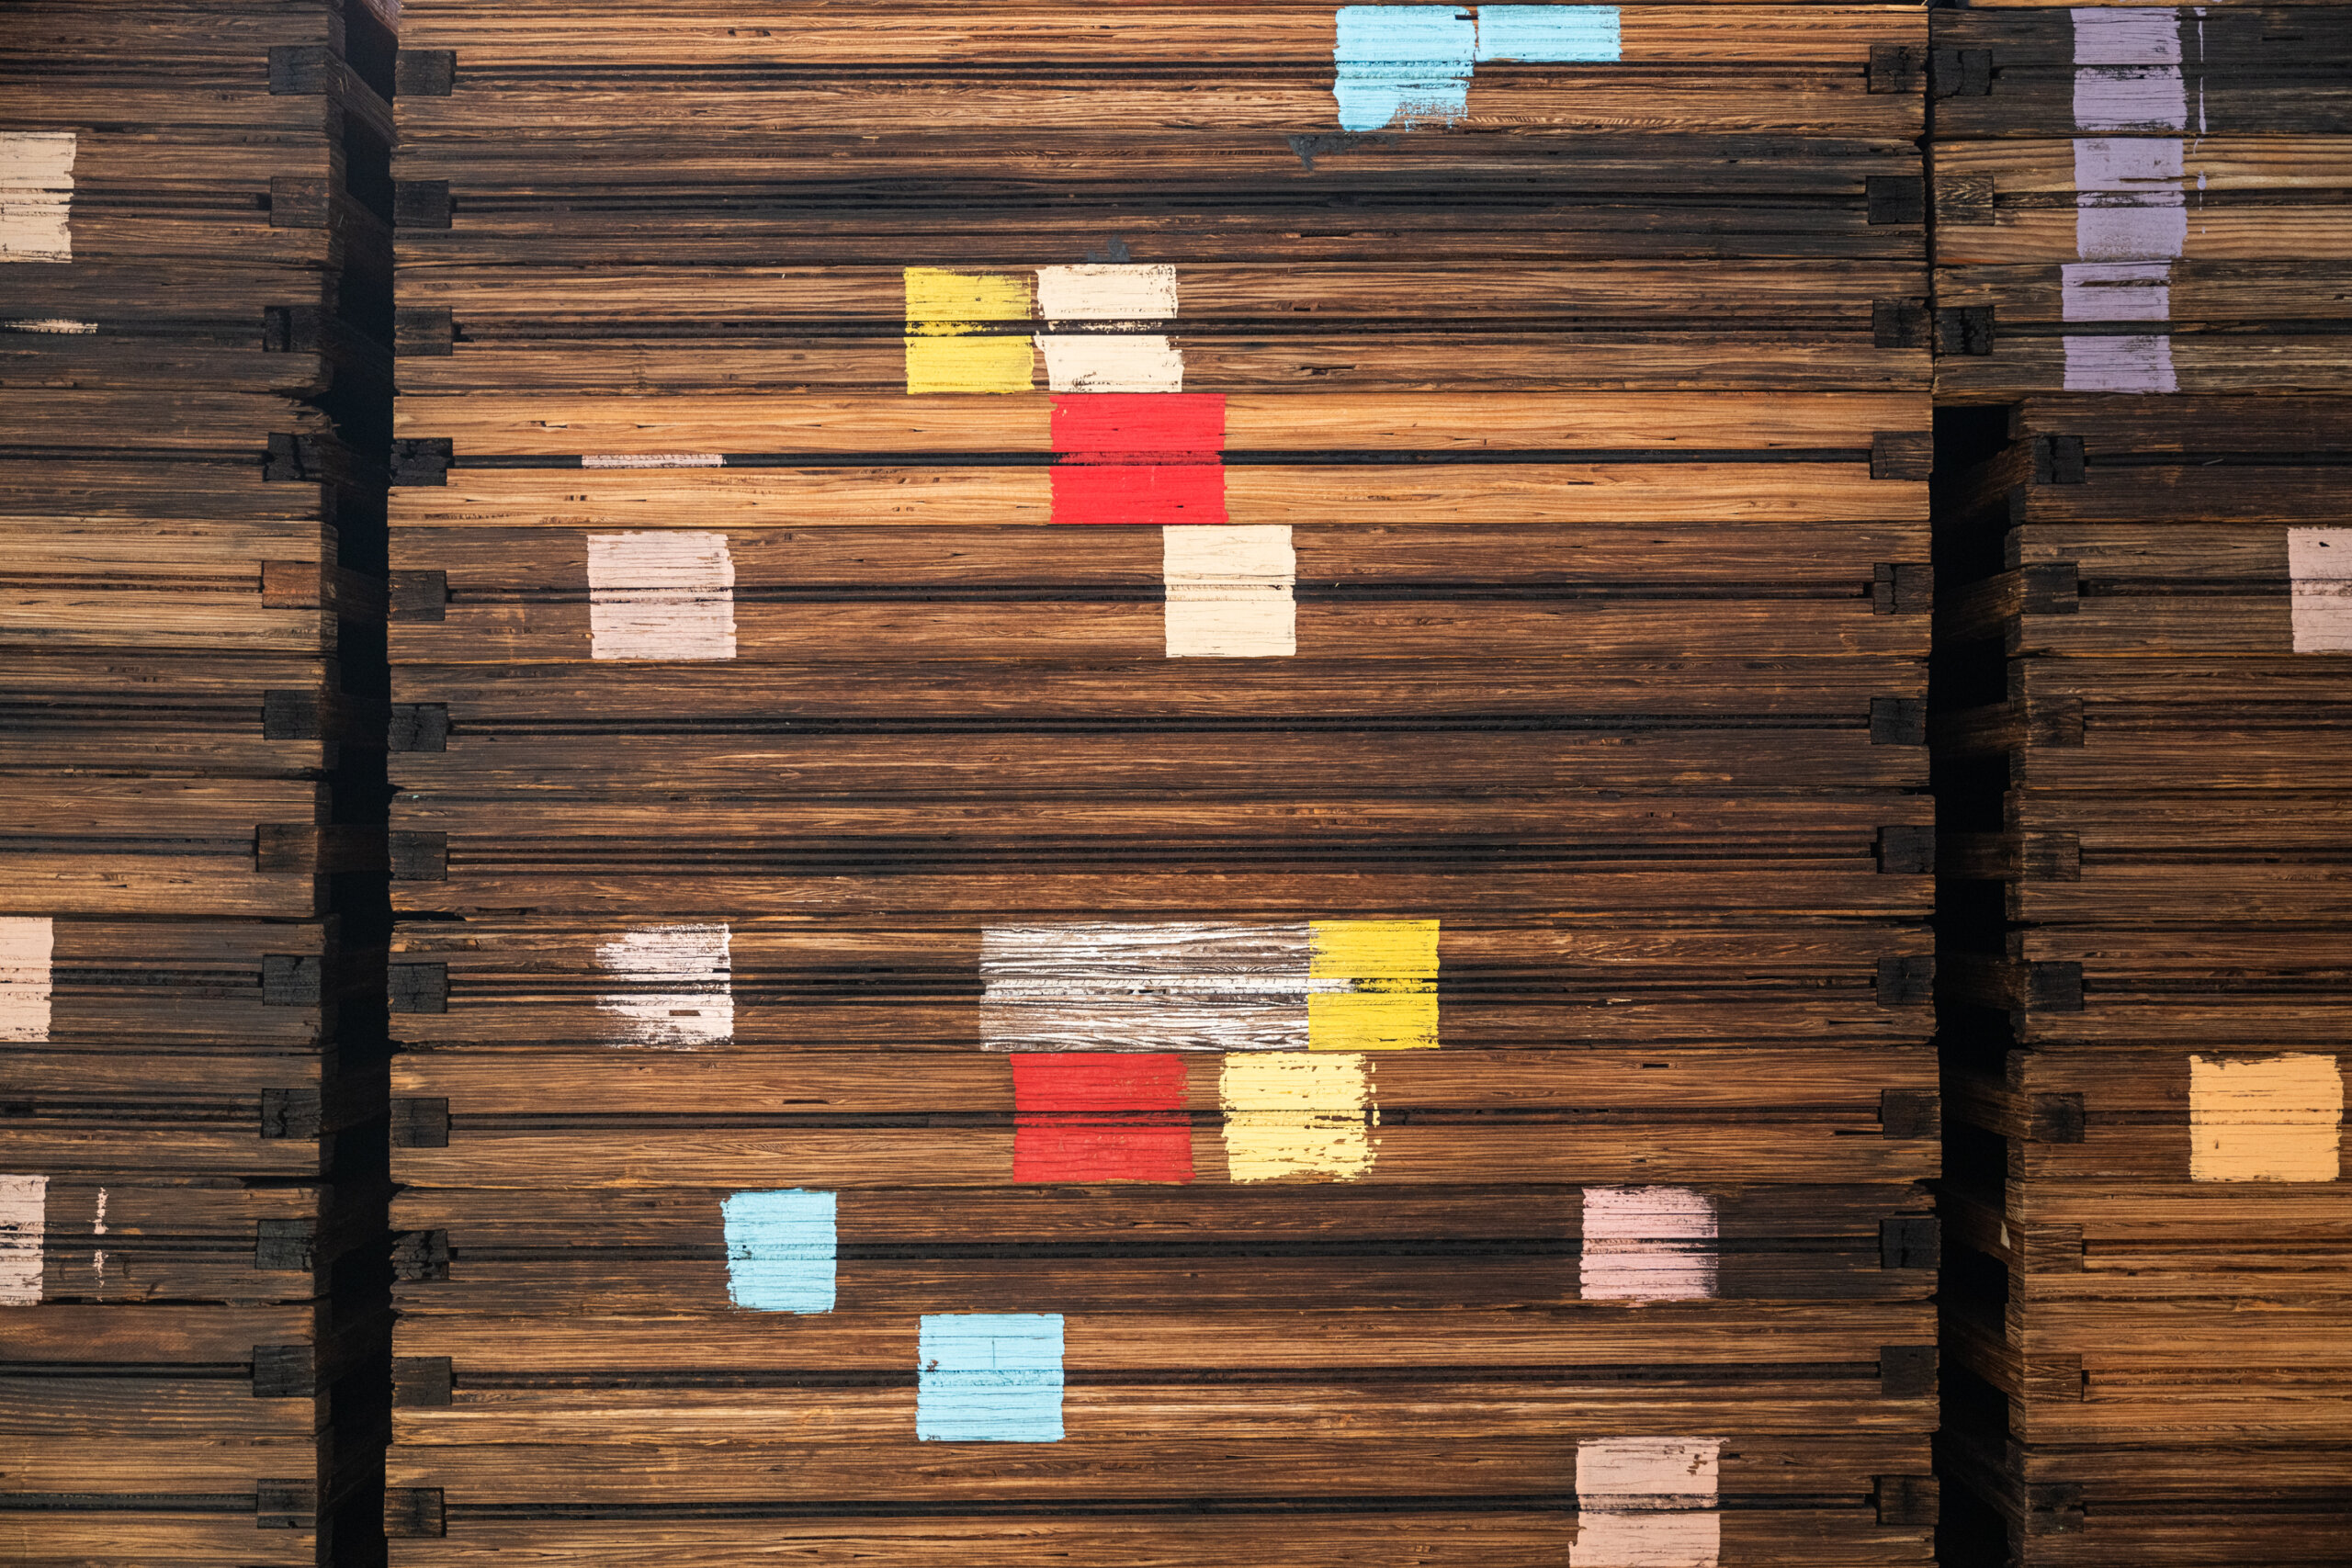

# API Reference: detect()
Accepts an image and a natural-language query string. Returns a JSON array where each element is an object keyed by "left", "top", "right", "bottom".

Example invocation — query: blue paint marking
[
  {"left": 917, "top": 1314, "right": 1066, "bottom": 1442},
  {"left": 1333, "top": 6, "right": 1477, "bottom": 130},
  {"left": 721, "top": 1190, "right": 836, "bottom": 1314},
  {"left": 1476, "top": 6, "right": 1621, "bottom": 62}
]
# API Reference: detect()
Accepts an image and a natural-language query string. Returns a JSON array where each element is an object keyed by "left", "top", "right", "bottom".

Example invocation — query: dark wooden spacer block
[
  {"left": 394, "top": 1229, "right": 453, "bottom": 1282},
  {"left": 1877, "top": 825, "right": 1934, "bottom": 875},
  {"left": 268, "top": 175, "right": 332, "bottom": 229},
  {"left": 252, "top": 1344, "right": 314, "bottom": 1399},
  {"left": 2024, "top": 1482, "right": 2086, "bottom": 1535},
  {"left": 1865, "top": 176, "right": 1924, "bottom": 226},
  {"left": 1881, "top": 1089, "right": 1939, "bottom": 1139},
  {"left": 394, "top": 1358, "right": 455, "bottom": 1408},
  {"left": 1866, "top": 43, "right": 1924, "bottom": 95},
  {"left": 391, "top": 831, "right": 449, "bottom": 881},
  {"left": 1878, "top": 1344, "right": 1937, "bottom": 1399},
  {"left": 255, "top": 1480, "right": 320, "bottom": 1530},
  {"left": 388, "top": 1487, "right": 448, "bottom": 1538},
  {"left": 263, "top": 690, "right": 322, "bottom": 740},
  {"left": 2030, "top": 1092, "right": 2086, "bottom": 1144},
  {"left": 262, "top": 953, "right": 322, "bottom": 1007},
  {"left": 394, "top": 179, "right": 452, "bottom": 230},
  {"left": 390, "top": 570, "right": 449, "bottom": 620},
  {"left": 1931, "top": 47, "right": 1994, "bottom": 97},
  {"left": 265, "top": 433, "right": 325, "bottom": 482},
  {"left": 1871, "top": 562, "right": 1932, "bottom": 615},
  {"left": 2029, "top": 960, "right": 2086, "bottom": 1013},
  {"left": 1870, "top": 432, "right": 1933, "bottom": 481},
  {"left": 396, "top": 306, "right": 456, "bottom": 355},
  {"left": 390, "top": 963, "right": 450, "bottom": 1014},
  {"left": 1874, "top": 1474, "right": 1939, "bottom": 1527},
  {"left": 1874, "top": 954, "right": 1934, "bottom": 1007},
  {"left": 260, "top": 1089, "right": 322, "bottom": 1141},
  {"left": 393, "top": 1097, "right": 452, "bottom": 1149},
  {"left": 390, "top": 704, "right": 450, "bottom": 752},
  {"left": 1935, "top": 307, "right": 1996, "bottom": 356},
  {"left": 1869, "top": 696, "right": 1927, "bottom": 747},
  {"left": 1871, "top": 299, "right": 1928, "bottom": 350},
  {"left": 1880, "top": 1216, "right": 1940, "bottom": 1270},
  {"left": 2035, "top": 434, "right": 2087, "bottom": 484},
  {"left": 390, "top": 439, "right": 453, "bottom": 487},
  {"left": 254, "top": 1220, "right": 317, "bottom": 1272},
  {"left": 395, "top": 49, "right": 457, "bottom": 96},
  {"left": 268, "top": 44, "right": 335, "bottom": 94}
]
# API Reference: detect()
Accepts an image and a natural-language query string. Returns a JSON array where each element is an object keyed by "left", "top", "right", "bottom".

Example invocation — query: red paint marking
[
  {"left": 1011, "top": 1053, "right": 1194, "bottom": 1183},
  {"left": 1050, "top": 394, "right": 1228, "bottom": 525}
]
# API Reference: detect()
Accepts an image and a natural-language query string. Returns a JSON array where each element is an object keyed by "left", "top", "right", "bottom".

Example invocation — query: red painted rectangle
[
  {"left": 1052, "top": 393, "right": 1225, "bottom": 462},
  {"left": 1011, "top": 1053, "right": 1194, "bottom": 1183},
  {"left": 1050, "top": 462, "right": 1227, "bottom": 526}
]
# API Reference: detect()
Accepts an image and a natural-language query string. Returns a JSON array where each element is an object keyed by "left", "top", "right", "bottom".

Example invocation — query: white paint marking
[
  {"left": 1164, "top": 525, "right": 1295, "bottom": 658},
  {"left": 581, "top": 453, "right": 725, "bottom": 468},
  {"left": 3, "top": 318, "right": 95, "bottom": 333},
  {"left": 0, "top": 917, "right": 53, "bottom": 1043},
  {"left": 1580, "top": 1186, "right": 1719, "bottom": 1301},
  {"left": 0, "top": 1176, "right": 45, "bottom": 1304},
  {"left": 586, "top": 531, "right": 737, "bottom": 660},
  {"left": 1572, "top": 1437, "right": 1722, "bottom": 1568},
  {"left": 1036, "top": 265, "right": 1181, "bottom": 322},
  {"left": 1036, "top": 264, "right": 1185, "bottom": 391},
  {"left": 980, "top": 922, "right": 1314, "bottom": 1052},
  {"left": 0, "top": 132, "right": 74, "bottom": 263},
  {"left": 2290, "top": 528, "right": 2352, "bottom": 653},
  {"left": 594, "top": 924, "right": 735, "bottom": 1046}
]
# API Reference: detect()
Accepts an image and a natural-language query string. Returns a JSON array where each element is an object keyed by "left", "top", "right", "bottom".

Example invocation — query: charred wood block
[
  {"left": 262, "top": 953, "right": 322, "bottom": 1007},
  {"left": 394, "top": 179, "right": 452, "bottom": 231},
  {"left": 263, "top": 690, "right": 324, "bottom": 740},
  {"left": 397, "top": 306, "right": 455, "bottom": 356},
  {"left": 1931, "top": 47, "right": 1994, "bottom": 97},
  {"left": 2034, "top": 434, "right": 2087, "bottom": 485},
  {"left": 1867, "top": 43, "right": 1925, "bottom": 95},
  {"left": 2028, "top": 961, "right": 2085, "bottom": 1013},
  {"left": 390, "top": 963, "right": 449, "bottom": 1014},
  {"left": 392, "top": 1097, "right": 451, "bottom": 1149},
  {"left": 1879, "top": 1344, "right": 1936, "bottom": 1399},
  {"left": 254, "top": 1220, "right": 316, "bottom": 1272},
  {"left": 265, "top": 433, "right": 326, "bottom": 483},
  {"left": 391, "top": 831, "right": 449, "bottom": 881},
  {"left": 269, "top": 175, "right": 332, "bottom": 229},
  {"left": 1870, "top": 696, "right": 1928, "bottom": 747},
  {"left": 260, "top": 1089, "right": 322, "bottom": 1141},
  {"left": 1877, "top": 825, "right": 1934, "bottom": 875},
  {"left": 252, "top": 1344, "right": 314, "bottom": 1399},
  {"left": 1873, "top": 299, "right": 1929, "bottom": 349},
  {"left": 1875, "top": 954, "right": 1934, "bottom": 1007},
  {"left": 389, "top": 570, "right": 449, "bottom": 619},
  {"left": 395, "top": 50, "right": 457, "bottom": 97},
  {"left": 1865, "top": 176, "right": 1925, "bottom": 227},
  {"left": 393, "top": 1358, "right": 454, "bottom": 1409},
  {"left": 390, "top": 703, "right": 450, "bottom": 751},
  {"left": 1936, "top": 306, "right": 1996, "bottom": 356},
  {"left": 2030, "top": 1093, "right": 2086, "bottom": 1144},
  {"left": 1871, "top": 562, "right": 1932, "bottom": 615},
  {"left": 1882, "top": 1089, "right": 1939, "bottom": 1139},
  {"left": 1880, "top": 1216, "right": 1940, "bottom": 1270},
  {"left": 390, "top": 439, "right": 452, "bottom": 487},
  {"left": 394, "top": 1229, "right": 452, "bottom": 1282},
  {"left": 1871, "top": 432, "right": 1933, "bottom": 482},
  {"left": 1874, "top": 1474, "right": 1939, "bottom": 1527},
  {"left": 268, "top": 44, "right": 335, "bottom": 95}
]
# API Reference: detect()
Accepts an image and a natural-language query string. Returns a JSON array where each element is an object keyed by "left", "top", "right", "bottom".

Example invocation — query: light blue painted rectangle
[
  {"left": 1476, "top": 6, "right": 1622, "bottom": 62},
  {"left": 917, "top": 1313, "right": 1066, "bottom": 1442},
  {"left": 1334, "top": 6, "right": 1477, "bottom": 130},
  {"left": 721, "top": 1190, "right": 836, "bottom": 1314}
]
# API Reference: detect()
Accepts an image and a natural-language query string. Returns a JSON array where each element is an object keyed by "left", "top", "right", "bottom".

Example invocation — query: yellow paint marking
[
  {"left": 904, "top": 268, "right": 1035, "bottom": 393},
  {"left": 1219, "top": 1052, "right": 1376, "bottom": 1182},
  {"left": 1308, "top": 919, "right": 1438, "bottom": 1049}
]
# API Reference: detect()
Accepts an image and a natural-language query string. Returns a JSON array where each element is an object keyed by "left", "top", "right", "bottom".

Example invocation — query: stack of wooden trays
[
  {"left": 1928, "top": 7, "right": 2352, "bottom": 1562},
  {"left": 0, "top": 3, "right": 397, "bottom": 1562},
  {"left": 383, "top": 6, "right": 1940, "bottom": 1563}
]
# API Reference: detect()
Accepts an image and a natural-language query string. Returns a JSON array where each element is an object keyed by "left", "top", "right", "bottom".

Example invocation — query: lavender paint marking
[
  {"left": 2063, "top": 333, "right": 2177, "bottom": 393},
  {"left": 2063, "top": 261, "right": 2173, "bottom": 322},
  {"left": 2073, "top": 138, "right": 2187, "bottom": 261}
]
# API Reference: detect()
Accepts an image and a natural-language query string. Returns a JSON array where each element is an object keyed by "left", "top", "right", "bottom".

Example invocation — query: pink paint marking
[
  {"left": 1580, "top": 1186, "right": 1719, "bottom": 1301},
  {"left": 1050, "top": 393, "right": 1227, "bottom": 526},
  {"left": 1011, "top": 1053, "right": 1194, "bottom": 1183}
]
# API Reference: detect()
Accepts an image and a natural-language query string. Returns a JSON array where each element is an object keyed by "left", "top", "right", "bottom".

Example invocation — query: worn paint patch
[
  {"left": 0, "top": 917, "right": 52, "bottom": 1043},
  {"left": 0, "top": 132, "right": 75, "bottom": 263},
  {"left": 1307, "top": 918, "right": 1439, "bottom": 1050},
  {"left": 1580, "top": 1186, "right": 1719, "bottom": 1301},
  {"left": 1012, "top": 1054, "right": 1194, "bottom": 1182},
  {"left": 2062, "top": 261, "right": 2173, "bottom": 322},
  {"left": 1476, "top": 6, "right": 1621, "bottom": 62},
  {"left": 980, "top": 922, "right": 1315, "bottom": 1052},
  {"left": 2062, "top": 333, "right": 2177, "bottom": 393},
  {"left": 2290, "top": 528, "right": 2352, "bottom": 653},
  {"left": 585, "top": 531, "right": 737, "bottom": 660},
  {"left": 721, "top": 1190, "right": 837, "bottom": 1313},
  {"left": 3, "top": 317, "right": 95, "bottom": 333},
  {"left": 2189, "top": 1054, "right": 2343, "bottom": 1181},
  {"left": 1334, "top": 6, "right": 1477, "bottom": 130},
  {"left": 1220, "top": 1052, "right": 1376, "bottom": 1181},
  {"left": 2071, "top": 6, "right": 2182, "bottom": 65},
  {"left": 0, "top": 1175, "right": 43, "bottom": 1304},
  {"left": 1164, "top": 524, "right": 1296, "bottom": 658},
  {"left": 2074, "top": 66, "right": 2186, "bottom": 132},
  {"left": 917, "top": 1314, "right": 1065, "bottom": 1441},
  {"left": 582, "top": 453, "right": 725, "bottom": 468},
  {"left": 594, "top": 924, "right": 734, "bottom": 1046},
  {"left": 904, "top": 267, "right": 1035, "bottom": 392},
  {"left": 2073, "top": 139, "right": 2186, "bottom": 261},
  {"left": 1571, "top": 1437, "right": 1722, "bottom": 1568}
]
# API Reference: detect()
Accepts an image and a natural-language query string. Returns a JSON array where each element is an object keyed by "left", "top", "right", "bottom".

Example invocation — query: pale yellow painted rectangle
[
  {"left": 1219, "top": 1052, "right": 1375, "bottom": 1182},
  {"left": 2189, "top": 1054, "right": 2343, "bottom": 1182}
]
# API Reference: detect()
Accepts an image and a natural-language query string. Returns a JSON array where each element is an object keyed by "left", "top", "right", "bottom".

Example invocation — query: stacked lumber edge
[
  {"left": 377, "top": 5, "right": 1939, "bottom": 1564},
  {"left": 1, "top": 3, "right": 397, "bottom": 1564},
  {"left": 1928, "top": 6, "right": 2352, "bottom": 1564}
]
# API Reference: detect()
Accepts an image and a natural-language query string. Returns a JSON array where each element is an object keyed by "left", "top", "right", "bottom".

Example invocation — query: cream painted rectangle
[
  {"left": 1036, "top": 265, "right": 1180, "bottom": 322},
  {"left": 1580, "top": 1186, "right": 1718, "bottom": 1301},
  {"left": 2189, "top": 1054, "right": 2342, "bottom": 1181},
  {"left": 1163, "top": 525, "right": 1295, "bottom": 658},
  {"left": 0, "top": 1175, "right": 45, "bottom": 1304},
  {"left": 2289, "top": 528, "right": 2352, "bottom": 653},
  {"left": 595, "top": 924, "right": 735, "bottom": 1046},
  {"left": 1219, "top": 1052, "right": 1375, "bottom": 1182},
  {"left": 1035, "top": 265, "right": 1184, "bottom": 390},
  {"left": 0, "top": 917, "right": 52, "bottom": 1043},
  {"left": 0, "top": 132, "right": 75, "bottom": 263},
  {"left": 585, "top": 531, "right": 737, "bottom": 660},
  {"left": 1571, "top": 1437, "right": 1722, "bottom": 1568}
]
